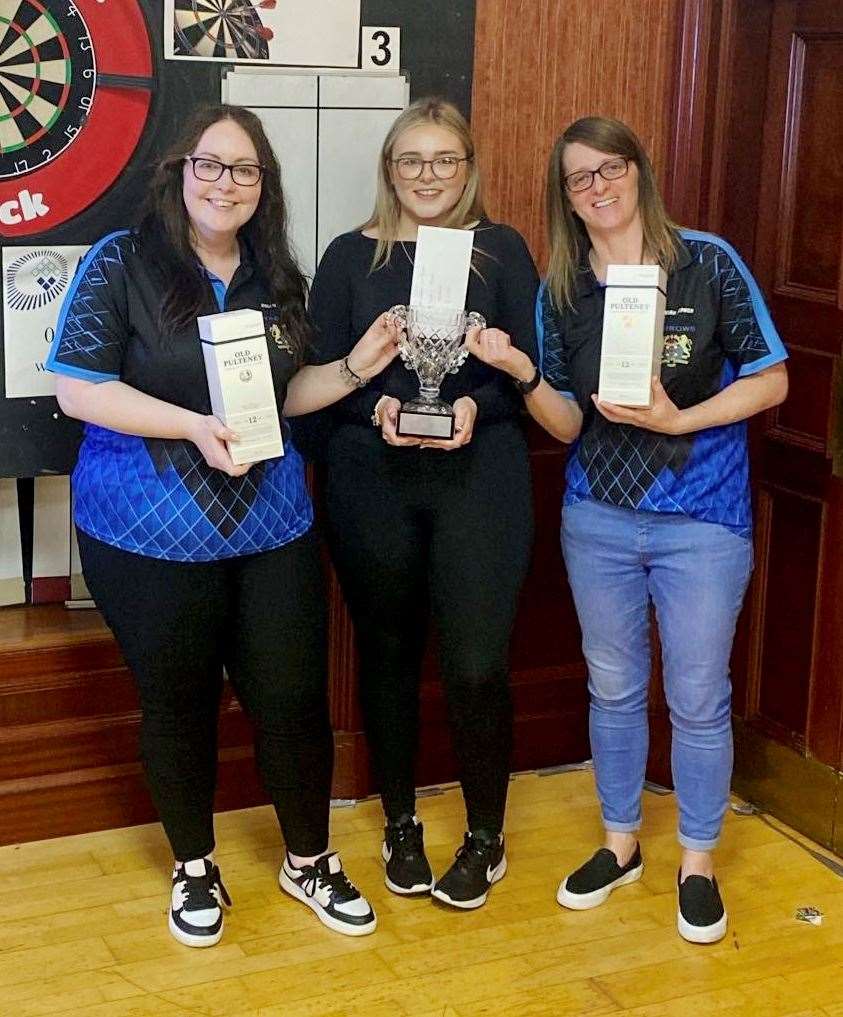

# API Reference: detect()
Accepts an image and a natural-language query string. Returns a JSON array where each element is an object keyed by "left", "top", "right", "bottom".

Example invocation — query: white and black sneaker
[
  {"left": 382, "top": 814, "right": 434, "bottom": 895},
  {"left": 557, "top": 843, "right": 643, "bottom": 909},
  {"left": 677, "top": 870, "right": 728, "bottom": 944},
  {"left": 431, "top": 832, "right": 507, "bottom": 909},
  {"left": 280, "top": 852, "right": 376, "bottom": 936},
  {"left": 169, "top": 858, "right": 231, "bottom": 948}
]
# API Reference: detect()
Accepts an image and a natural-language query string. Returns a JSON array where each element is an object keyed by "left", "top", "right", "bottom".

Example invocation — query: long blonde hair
[
  {"left": 546, "top": 116, "right": 680, "bottom": 309},
  {"left": 364, "top": 97, "right": 485, "bottom": 270}
]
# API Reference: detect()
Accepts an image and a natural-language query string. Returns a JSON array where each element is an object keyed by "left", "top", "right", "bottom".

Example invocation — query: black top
[
  {"left": 539, "top": 228, "right": 788, "bottom": 536},
  {"left": 46, "top": 229, "right": 312, "bottom": 561},
  {"left": 308, "top": 220, "right": 539, "bottom": 444}
]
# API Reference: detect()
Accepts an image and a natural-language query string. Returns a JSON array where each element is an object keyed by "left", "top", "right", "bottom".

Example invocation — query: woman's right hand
[
  {"left": 187, "top": 414, "right": 252, "bottom": 476},
  {"left": 376, "top": 396, "right": 421, "bottom": 447}
]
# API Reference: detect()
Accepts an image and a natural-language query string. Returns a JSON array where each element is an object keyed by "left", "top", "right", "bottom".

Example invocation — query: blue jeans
[{"left": 561, "top": 498, "right": 753, "bottom": 851}]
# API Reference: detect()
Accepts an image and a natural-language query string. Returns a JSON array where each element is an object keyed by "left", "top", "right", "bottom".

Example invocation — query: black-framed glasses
[
  {"left": 391, "top": 155, "right": 471, "bottom": 180},
  {"left": 185, "top": 156, "right": 264, "bottom": 186},
  {"left": 564, "top": 156, "right": 630, "bottom": 193}
]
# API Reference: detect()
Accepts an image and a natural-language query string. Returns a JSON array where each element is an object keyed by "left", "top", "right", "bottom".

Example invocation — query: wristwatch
[{"left": 514, "top": 365, "right": 541, "bottom": 395}]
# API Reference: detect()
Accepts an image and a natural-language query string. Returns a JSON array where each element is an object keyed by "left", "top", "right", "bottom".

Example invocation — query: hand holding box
[
  {"left": 598, "top": 264, "right": 667, "bottom": 408},
  {"left": 199, "top": 308, "right": 284, "bottom": 466}
]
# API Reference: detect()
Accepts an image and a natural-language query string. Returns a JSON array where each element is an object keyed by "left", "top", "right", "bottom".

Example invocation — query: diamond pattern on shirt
[
  {"left": 54, "top": 232, "right": 132, "bottom": 373},
  {"left": 72, "top": 427, "right": 312, "bottom": 562}
]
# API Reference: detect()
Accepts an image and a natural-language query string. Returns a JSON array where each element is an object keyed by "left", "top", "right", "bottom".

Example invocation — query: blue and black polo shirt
[
  {"left": 47, "top": 229, "right": 312, "bottom": 562},
  {"left": 537, "top": 229, "right": 788, "bottom": 538}
]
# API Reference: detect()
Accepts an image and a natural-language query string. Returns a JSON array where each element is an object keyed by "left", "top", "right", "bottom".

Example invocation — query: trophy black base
[{"left": 397, "top": 404, "right": 455, "bottom": 440}]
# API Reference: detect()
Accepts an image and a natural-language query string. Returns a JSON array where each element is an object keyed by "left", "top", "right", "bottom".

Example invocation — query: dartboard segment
[
  {"left": 174, "top": 0, "right": 271, "bottom": 60},
  {"left": 0, "top": 0, "right": 94, "bottom": 178},
  {"left": 0, "top": 0, "right": 153, "bottom": 237}
]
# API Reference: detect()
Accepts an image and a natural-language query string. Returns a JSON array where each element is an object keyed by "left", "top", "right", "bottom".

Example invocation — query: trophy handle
[
  {"left": 388, "top": 304, "right": 408, "bottom": 329},
  {"left": 465, "top": 311, "right": 486, "bottom": 332}
]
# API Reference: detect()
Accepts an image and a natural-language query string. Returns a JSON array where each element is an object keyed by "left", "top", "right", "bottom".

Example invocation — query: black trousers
[
  {"left": 324, "top": 421, "right": 534, "bottom": 834},
  {"left": 78, "top": 529, "right": 333, "bottom": 860}
]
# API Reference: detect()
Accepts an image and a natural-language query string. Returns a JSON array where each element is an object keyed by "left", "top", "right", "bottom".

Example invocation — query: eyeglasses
[
  {"left": 185, "top": 157, "right": 264, "bottom": 186},
  {"left": 564, "top": 156, "right": 630, "bottom": 193},
  {"left": 391, "top": 156, "right": 471, "bottom": 180}
]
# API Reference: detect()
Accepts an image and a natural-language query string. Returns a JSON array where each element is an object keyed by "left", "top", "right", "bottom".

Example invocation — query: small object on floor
[
  {"left": 432, "top": 831, "right": 506, "bottom": 909},
  {"left": 795, "top": 906, "right": 823, "bottom": 926},
  {"left": 280, "top": 851, "right": 376, "bottom": 936},
  {"left": 557, "top": 843, "right": 643, "bottom": 910},
  {"left": 730, "top": 800, "right": 757, "bottom": 816},
  {"left": 169, "top": 857, "right": 231, "bottom": 948},
  {"left": 677, "top": 870, "right": 728, "bottom": 944},
  {"left": 382, "top": 814, "right": 434, "bottom": 895}
]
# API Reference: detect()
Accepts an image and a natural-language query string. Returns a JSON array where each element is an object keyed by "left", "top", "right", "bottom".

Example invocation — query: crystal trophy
[{"left": 388, "top": 305, "right": 486, "bottom": 440}]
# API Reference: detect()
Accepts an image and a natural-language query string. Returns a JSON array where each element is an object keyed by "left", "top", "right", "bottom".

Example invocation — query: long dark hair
[{"left": 137, "top": 104, "right": 310, "bottom": 361}]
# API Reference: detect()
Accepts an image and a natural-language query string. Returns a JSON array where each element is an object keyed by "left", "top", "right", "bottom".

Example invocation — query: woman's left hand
[
  {"left": 419, "top": 396, "right": 478, "bottom": 451},
  {"left": 346, "top": 312, "right": 401, "bottom": 381},
  {"left": 465, "top": 326, "right": 533, "bottom": 381},
  {"left": 592, "top": 376, "right": 683, "bottom": 435}
]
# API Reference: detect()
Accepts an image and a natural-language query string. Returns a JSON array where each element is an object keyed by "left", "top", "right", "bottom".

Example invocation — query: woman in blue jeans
[{"left": 465, "top": 115, "right": 788, "bottom": 943}]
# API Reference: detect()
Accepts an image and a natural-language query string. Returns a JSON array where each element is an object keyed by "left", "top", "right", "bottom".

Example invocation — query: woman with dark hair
[
  {"left": 308, "top": 97, "right": 540, "bottom": 910},
  {"left": 48, "top": 104, "right": 398, "bottom": 946},
  {"left": 466, "top": 115, "right": 788, "bottom": 943}
]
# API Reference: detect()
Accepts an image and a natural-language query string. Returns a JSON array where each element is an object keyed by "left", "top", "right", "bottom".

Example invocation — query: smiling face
[
  {"left": 388, "top": 123, "right": 469, "bottom": 229},
  {"left": 562, "top": 141, "right": 641, "bottom": 239},
  {"left": 182, "top": 118, "right": 262, "bottom": 248}
]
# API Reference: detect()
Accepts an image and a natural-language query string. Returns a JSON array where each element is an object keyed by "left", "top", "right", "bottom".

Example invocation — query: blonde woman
[
  {"left": 308, "top": 98, "right": 540, "bottom": 909},
  {"left": 467, "top": 115, "right": 788, "bottom": 943}
]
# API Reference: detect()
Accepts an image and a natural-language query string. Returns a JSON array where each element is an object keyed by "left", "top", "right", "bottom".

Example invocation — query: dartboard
[
  {"left": 0, "top": 0, "right": 153, "bottom": 237},
  {"left": 174, "top": 0, "right": 274, "bottom": 60}
]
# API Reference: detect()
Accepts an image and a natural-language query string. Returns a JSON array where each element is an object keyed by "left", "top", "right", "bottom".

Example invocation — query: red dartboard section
[{"left": 0, "top": 0, "right": 153, "bottom": 237}]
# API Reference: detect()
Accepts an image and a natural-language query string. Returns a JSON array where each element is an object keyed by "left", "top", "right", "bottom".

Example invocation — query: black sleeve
[
  {"left": 307, "top": 234, "right": 382, "bottom": 425},
  {"left": 47, "top": 233, "right": 132, "bottom": 382},
  {"left": 462, "top": 225, "right": 540, "bottom": 422}
]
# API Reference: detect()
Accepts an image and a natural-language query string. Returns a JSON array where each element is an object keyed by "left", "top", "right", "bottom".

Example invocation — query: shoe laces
[
  {"left": 299, "top": 855, "right": 359, "bottom": 903},
  {"left": 388, "top": 817, "right": 424, "bottom": 859},
  {"left": 452, "top": 832, "right": 496, "bottom": 872},
  {"left": 181, "top": 864, "right": 232, "bottom": 910}
]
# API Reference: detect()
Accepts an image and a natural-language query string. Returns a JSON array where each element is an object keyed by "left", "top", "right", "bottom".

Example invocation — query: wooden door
[{"left": 729, "top": 0, "right": 843, "bottom": 853}]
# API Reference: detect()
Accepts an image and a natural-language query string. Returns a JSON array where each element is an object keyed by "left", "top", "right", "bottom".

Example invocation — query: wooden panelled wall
[
  {"left": 10, "top": 0, "right": 839, "bottom": 848},
  {"left": 472, "top": 0, "right": 682, "bottom": 266}
]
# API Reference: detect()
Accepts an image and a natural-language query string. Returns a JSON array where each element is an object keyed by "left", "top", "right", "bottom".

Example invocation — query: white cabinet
[{"left": 224, "top": 72, "right": 409, "bottom": 278}]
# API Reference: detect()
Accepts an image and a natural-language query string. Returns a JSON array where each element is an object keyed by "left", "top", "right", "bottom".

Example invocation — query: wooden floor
[{"left": 1, "top": 770, "right": 841, "bottom": 1017}]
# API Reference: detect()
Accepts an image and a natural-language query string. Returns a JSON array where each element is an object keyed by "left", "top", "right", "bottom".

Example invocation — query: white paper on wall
[
  {"left": 68, "top": 492, "right": 91, "bottom": 604},
  {"left": 166, "top": 0, "right": 361, "bottom": 69},
  {"left": 0, "top": 478, "right": 24, "bottom": 607},
  {"left": 223, "top": 71, "right": 407, "bottom": 277},
  {"left": 2, "top": 245, "right": 88, "bottom": 398},
  {"left": 32, "top": 475, "right": 71, "bottom": 581}
]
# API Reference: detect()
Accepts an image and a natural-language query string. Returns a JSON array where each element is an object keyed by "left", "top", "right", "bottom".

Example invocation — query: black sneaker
[
  {"left": 382, "top": 814, "right": 434, "bottom": 895},
  {"left": 280, "top": 851, "right": 376, "bottom": 936},
  {"left": 557, "top": 843, "right": 643, "bottom": 910},
  {"left": 677, "top": 870, "right": 727, "bottom": 943},
  {"left": 431, "top": 832, "right": 507, "bottom": 909},
  {"left": 169, "top": 858, "right": 231, "bottom": 948}
]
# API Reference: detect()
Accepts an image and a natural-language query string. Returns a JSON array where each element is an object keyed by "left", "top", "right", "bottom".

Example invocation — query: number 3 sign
[{"left": 361, "top": 26, "right": 400, "bottom": 73}]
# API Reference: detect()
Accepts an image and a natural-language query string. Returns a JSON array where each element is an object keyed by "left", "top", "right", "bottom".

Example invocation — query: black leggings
[
  {"left": 324, "top": 422, "right": 534, "bottom": 834},
  {"left": 78, "top": 529, "right": 332, "bottom": 860}
]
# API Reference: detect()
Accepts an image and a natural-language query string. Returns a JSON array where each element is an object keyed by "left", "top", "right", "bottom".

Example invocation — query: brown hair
[
  {"left": 546, "top": 116, "right": 680, "bottom": 309},
  {"left": 137, "top": 104, "right": 310, "bottom": 359},
  {"left": 363, "top": 97, "right": 485, "bottom": 270}
]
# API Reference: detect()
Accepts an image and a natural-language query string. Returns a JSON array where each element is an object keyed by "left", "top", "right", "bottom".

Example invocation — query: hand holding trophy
[{"left": 388, "top": 304, "right": 486, "bottom": 439}]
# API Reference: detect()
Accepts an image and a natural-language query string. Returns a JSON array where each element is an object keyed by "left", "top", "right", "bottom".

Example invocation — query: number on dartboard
[
  {"left": 45, "top": 327, "right": 55, "bottom": 345},
  {"left": 370, "top": 29, "right": 391, "bottom": 67},
  {"left": 0, "top": 0, "right": 96, "bottom": 179}
]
